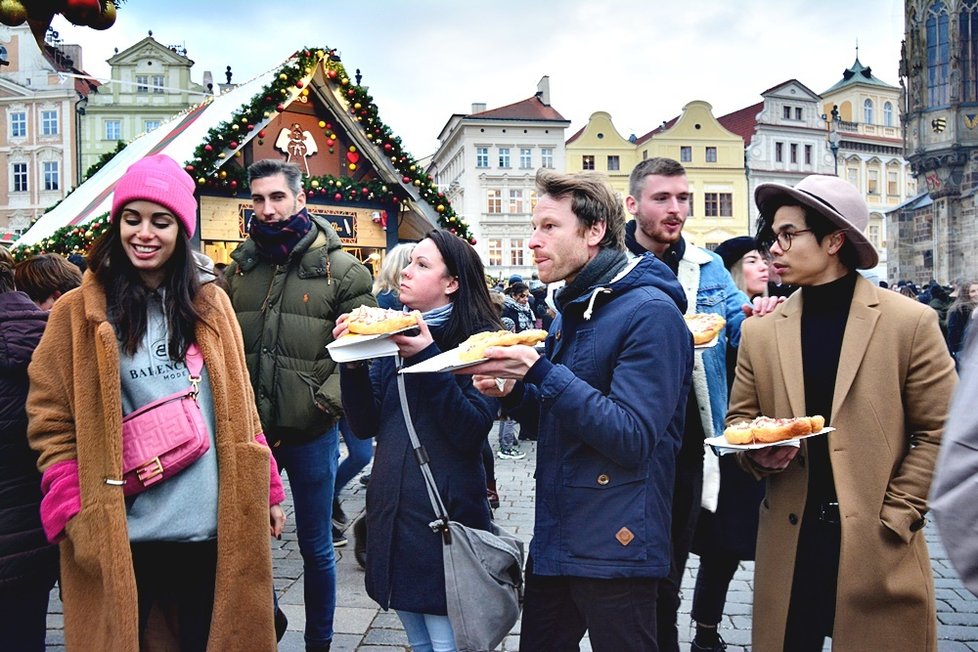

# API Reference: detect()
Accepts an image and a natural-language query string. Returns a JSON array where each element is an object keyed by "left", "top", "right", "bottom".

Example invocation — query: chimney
[
  {"left": 471, "top": 102, "right": 486, "bottom": 114},
  {"left": 61, "top": 44, "right": 82, "bottom": 70},
  {"left": 536, "top": 75, "right": 550, "bottom": 106}
]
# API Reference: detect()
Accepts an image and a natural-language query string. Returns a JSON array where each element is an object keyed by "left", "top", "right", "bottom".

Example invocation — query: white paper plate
[
  {"left": 695, "top": 335, "right": 720, "bottom": 350},
  {"left": 326, "top": 325, "right": 419, "bottom": 363},
  {"left": 398, "top": 347, "right": 486, "bottom": 374},
  {"left": 705, "top": 427, "right": 836, "bottom": 455}
]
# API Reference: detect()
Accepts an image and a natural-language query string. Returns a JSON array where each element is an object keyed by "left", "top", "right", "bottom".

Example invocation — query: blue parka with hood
[{"left": 504, "top": 254, "right": 693, "bottom": 578}]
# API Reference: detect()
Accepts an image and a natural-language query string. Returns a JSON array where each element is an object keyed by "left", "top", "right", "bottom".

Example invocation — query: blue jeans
[
  {"left": 271, "top": 427, "right": 339, "bottom": 647},
  {"left": 497, "top": 418, "right": 518, "bottom": 451},
  {"left": 335, "top": 417, "right": 373, "bottom": 495},
  {"left": 396, "top": 610, "right": 457, "bottom": 652}
]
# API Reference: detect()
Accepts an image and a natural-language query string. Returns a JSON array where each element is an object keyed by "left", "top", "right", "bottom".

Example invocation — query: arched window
[
  {"left": 864, "top": 99, "right": 875, "bottom": 124},
  {"left": 928, "top": 1, "right": 950, "bottom": 106},
  {"left": 961, "top": 0, "right": 978, "bottom": 102},
  {"left": 0, "top": 45, "right": 8, "bottom": 64},
  {"left": 883, "top": 101, "right": 894, "bottom": 126}
]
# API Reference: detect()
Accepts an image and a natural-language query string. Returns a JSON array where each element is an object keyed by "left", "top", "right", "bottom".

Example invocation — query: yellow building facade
[
  {"left": 567, "top": 101, "right": 749, "bottom": 249},
  {"left": 564, "top": 111, "right": 638, "bottom": 200}
]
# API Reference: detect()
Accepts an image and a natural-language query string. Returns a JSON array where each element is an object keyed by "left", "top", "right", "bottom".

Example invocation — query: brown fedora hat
[{"left": 754, "top": 175, "right": 879, "bottom": 269}]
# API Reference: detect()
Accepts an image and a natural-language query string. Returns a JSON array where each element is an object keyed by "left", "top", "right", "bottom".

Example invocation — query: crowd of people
[{"left": 0, "top": 152, "right": 974, "bottom": 652}]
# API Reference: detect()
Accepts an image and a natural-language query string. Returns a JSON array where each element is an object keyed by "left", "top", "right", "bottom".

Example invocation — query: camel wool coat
[
  {"left": 27, "top": 276, "right": 277, "bottom": 651},
  {"left": 729, "top": 276, "right": 957, "bottom": 652}
]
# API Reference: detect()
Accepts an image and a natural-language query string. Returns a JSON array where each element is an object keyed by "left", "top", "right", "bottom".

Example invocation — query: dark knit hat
[{"left": 713, "top": 236, "right": 758, "bottom": 271}]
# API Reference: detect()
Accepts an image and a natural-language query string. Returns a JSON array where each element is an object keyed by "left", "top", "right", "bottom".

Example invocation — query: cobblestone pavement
[{"left": 45, "top": 433, "right": 978, "bottom": 650}]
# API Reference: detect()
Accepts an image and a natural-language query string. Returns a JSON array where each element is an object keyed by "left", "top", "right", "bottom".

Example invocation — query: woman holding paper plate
[
  {"left": 334, "top": 229, "right": 502, "bottom": 652},
  {"left": 26, "top": 155, "right": 285, "bottom": 651}
]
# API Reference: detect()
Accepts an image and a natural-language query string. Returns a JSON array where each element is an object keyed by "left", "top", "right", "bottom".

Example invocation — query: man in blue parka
[
  {"left": 469, "top": 168, "right": 694, "bottom": 651},
  {"left": 624, "top": 157, "right": 748, "bottom": 652}
]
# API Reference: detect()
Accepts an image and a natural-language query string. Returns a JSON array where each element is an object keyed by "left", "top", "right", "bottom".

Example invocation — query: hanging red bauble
[
  {"left": 230, "top": 180, "right": 238, "bottom": 189},
  {"left": 383, "top": 143, "right": 392, "bottom": 152},
  {"left": 402, "top": 176, "right": 411, "bottom": 184},
  {"left": 204, "top": 144, "right": 213, "bottom": 152},
  {"left": 229, "top": 141, "right": 238, "bottom": 149},
  {"left": 185, "top": 165, "right": 194, "bottom": 172},
  {"left": 276, "top": 103, "right": 285, "bottom": 112},
  {"left": 296, "top": 80, "right": 304, "bottom": 88},
  {"left": 334, "top": 193, "right": 343, "bottom": 201},
  {"left": 258, "top": 130, "right": 266, "bottom": 138},
  {"left": 326, "top": 69, "right": 337, "bottom": 80}
]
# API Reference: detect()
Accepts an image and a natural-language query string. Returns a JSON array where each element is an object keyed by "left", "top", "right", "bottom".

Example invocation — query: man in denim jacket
[{"left": 624, "top": 157, "right": 748, "bottom": 652}]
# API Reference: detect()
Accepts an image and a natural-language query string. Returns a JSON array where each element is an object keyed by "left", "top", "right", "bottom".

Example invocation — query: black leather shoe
[
  {"left": 274, "top": 606, "right": 288, "bottom": 642},
  {"left": 353, "top": 515, "right": 367, "bottom": 569},
  {"left": 691, "top": 634, "right": 727, "bottom": 651}
]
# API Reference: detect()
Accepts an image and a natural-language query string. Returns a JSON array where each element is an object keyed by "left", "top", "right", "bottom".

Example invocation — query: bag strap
[
  {"left": 395, "top": 357, "right": 453, "bottom": 541},
  {"left": 185, "top": 343, "right": 203, "bottom": 397}
]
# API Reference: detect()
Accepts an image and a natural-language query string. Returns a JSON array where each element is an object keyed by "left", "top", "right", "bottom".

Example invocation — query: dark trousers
[
  {"left": 0, "top": 578, "right": 55, "bottom": 652},
  {"left": 519, "top": 556, "right": 659, "bottom": 652},
  {"left": 131, "top": 539, "right": 218, "bottom": 652},
  {"left": 783, "top": 515, "right": 841, "bottom": 652},
  {"left": 656, "top": 458, "right": 703, "bottom": 652},
  {"left": 690, "top": 553, "right": 740, "bottom": 625}
]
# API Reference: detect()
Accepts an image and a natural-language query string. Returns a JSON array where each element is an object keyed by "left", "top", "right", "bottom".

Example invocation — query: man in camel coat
[{"left": 729, "top": 175, "right": 957, "bottom": 651}]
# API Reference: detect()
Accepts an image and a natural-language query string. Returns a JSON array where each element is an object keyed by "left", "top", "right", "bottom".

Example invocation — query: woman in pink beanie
[{"left": 27, "top": 154, "right": 286, "bottom": 650}]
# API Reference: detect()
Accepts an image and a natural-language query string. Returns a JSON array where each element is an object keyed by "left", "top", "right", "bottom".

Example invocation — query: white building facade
[
  {"left": 428, "top": 77, "right": 569, "bottom": 280},
  {"left": 81, "top": 35, "right": 206, "bottom": 175},
  {"left": 0, "top": 25, "right": 90, "bottom": 239},
  {"left": 737, "top": 80, "right": 838, "bottom": 226}
]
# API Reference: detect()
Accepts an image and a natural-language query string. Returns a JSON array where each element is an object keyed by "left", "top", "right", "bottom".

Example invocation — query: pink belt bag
[{"left": 121, "top": 344, "right": 209, "bottom": 496}]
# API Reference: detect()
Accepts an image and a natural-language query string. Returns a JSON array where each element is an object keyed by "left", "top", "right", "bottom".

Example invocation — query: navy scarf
[{"left": 249, "top": 207, "right": 313, "bottom": 265}]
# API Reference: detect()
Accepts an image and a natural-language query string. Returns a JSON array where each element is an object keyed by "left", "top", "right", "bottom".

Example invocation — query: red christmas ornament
[
  {"left": 230, "top": 180, "right": 238, "bottom": 189},
  {"left": 334, "top": 193, "right": 343, "bottom": 201},
  {"left": 346, "top": 152, "right": 360, "bottom": 164},
  {"left": 403, "top": 176, "right": 411, "bottom": 184},
  {"left": 296, "top": 80, "right": 304, "bottom": 88},
  {"left": 258, "top": 130, "right": 266, "bottom": 138},
  {"left": 276, "top": 103, "right": 285, "bottom": 112},
  {"left": 361, "top": 187, "right": 369, "bottom": 194},
  {"left": 185, "top": 165, "right": 194, "bottom": 172},
  {"left": 326, "top": 123, "right": 332, "bottom": 130},
  {"left": 326, "top": 69, "right": 337, "bottom": 80},
  {"left": 383, "top": 143, "right": 392, "bottom": 152},
  {"left": 204, "top": 144, "right": 213, "bottom": 152},
  {"left": 246, "top": 124, "right": 254, "bottom": 131},
  {"left": 229, "top": 141, "right": 238, "bottom": 149}
]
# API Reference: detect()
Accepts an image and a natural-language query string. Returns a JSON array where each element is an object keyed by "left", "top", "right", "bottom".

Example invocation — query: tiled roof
[
  {"left": 821, "top": 57, "right": 897, "bottom": 95},
  {"left": 42, "top": 44, "right": 98, "bottom": 97},
  {"left": 565, "top": 125, "right": 586, "bottom": 144},
  {"left": 634, "top": 116, "right": 678, "bottom": 146},
  {"left": 470, "top": 96, "right": 567, "bottom": 122},
  {"left": 718, "top": 102, "right": 762, "bottom": 146}
]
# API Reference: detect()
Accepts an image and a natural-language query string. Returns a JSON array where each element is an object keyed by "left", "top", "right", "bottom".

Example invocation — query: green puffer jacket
[{"left": 226, "top": 215, "right": 376, "bottom": 445}]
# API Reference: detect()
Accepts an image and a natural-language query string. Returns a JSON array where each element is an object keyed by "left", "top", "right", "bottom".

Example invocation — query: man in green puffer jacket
[{"left": 225, "top": 159, "right": 375, "bottom": 652}]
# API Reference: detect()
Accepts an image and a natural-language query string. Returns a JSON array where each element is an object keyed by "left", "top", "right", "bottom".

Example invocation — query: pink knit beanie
[{"left": 111, "top": 155, "right": 198, "bottom": 237}]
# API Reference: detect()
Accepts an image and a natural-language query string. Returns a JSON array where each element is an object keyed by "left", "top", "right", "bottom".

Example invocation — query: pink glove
[
  {"left": 255, "top": 433, "right": 285, "bottom": 505},
  {"left": 39, "top": 459, "right": 81, "bottom": 544}
]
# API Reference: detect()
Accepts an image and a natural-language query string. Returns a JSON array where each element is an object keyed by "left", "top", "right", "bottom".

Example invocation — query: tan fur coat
[{"left": 27, "top": 275, "right": 277, "bottom": 651}]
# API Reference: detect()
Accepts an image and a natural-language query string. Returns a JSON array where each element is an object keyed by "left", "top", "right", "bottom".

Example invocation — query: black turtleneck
[{"left": 800, "top": 271, "right": 858, "bottom": 509}]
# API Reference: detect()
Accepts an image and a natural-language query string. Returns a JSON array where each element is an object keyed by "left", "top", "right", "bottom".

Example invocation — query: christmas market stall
[{"left": 14, "top": 47, "right": 473, "bottom": 271}]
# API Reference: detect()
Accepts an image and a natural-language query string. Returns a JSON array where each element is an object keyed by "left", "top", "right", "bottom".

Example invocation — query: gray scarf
[{"left": 554, "top": 247, "right": 628, "bottom": 313}]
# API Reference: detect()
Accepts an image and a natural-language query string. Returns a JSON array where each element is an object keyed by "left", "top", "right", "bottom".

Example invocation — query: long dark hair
[
  {"left": 426, "top": 229, "right": 502, "bottom": 349},
  {"left": 87, "top": 220, "right": 202, "bottom": 360}
]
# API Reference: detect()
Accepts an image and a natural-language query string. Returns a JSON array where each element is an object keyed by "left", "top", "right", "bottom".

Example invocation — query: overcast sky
[{"left": 49, "top": 0, "right": 906, "bottom": 157}]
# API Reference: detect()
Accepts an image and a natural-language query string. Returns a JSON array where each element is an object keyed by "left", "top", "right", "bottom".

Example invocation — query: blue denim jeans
[
  {"left": 271, "top": 426, "right": 339, "bottom": 647},
  {"left": 335, "top": 417, "right": 373, "bottom": 495},
  {"left": 396, "top": 610, "right": 457, "bottom": 652}
]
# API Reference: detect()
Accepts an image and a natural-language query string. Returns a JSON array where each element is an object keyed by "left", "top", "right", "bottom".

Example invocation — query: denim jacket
[{"left": 628, "top": 239, "right": 748, "bottom": 511}]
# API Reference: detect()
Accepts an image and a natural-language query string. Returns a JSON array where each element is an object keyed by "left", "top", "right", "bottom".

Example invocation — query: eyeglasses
[{"left": 770, "top": 229, "right": 814, "bottom": 252}]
